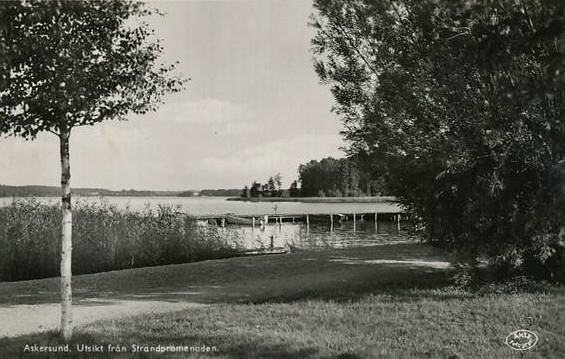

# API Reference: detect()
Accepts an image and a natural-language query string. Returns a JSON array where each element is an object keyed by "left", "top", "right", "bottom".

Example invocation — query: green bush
[{"left": 0, "top": 199, "right": 239, "bottom": 281}]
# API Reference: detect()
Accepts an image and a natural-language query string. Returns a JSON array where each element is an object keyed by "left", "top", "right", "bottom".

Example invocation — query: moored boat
[
  {"left": 308, "top": 213, "right": 346, "bottom": 223},
  {"left": 225, "top": 214, "right": 255, "bottom": 225}
]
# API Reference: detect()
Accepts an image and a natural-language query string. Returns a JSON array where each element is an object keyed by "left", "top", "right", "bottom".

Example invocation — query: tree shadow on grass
[
  {"left": 67, "top": 260, "right": 458, "bottom": 306},
  {"left": 0, "top": 243, "right": 455, "bottom": 309},
  {"left": 246, "top": 267, "right": 465, "bottom": 305},
  {"left": 0, "top": 265, "right": 456, "bottom": 309}
]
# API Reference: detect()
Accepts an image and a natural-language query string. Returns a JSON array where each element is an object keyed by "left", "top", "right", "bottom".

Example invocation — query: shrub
[{"left": 312, "top": 0, "right": 565, "bottom": 284}]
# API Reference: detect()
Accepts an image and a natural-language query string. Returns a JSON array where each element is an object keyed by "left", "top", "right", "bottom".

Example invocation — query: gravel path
[{"left": 0, "top": 300, "right": 204, "bottom": 338}]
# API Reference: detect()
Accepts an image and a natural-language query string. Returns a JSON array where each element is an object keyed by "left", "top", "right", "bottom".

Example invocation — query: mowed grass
[
  {"left": 0, "top": 244, "right": 563, "bottom": 359},
  {"left": 1, "top": 288, "right": 563, "bottom": 359},
  {"left": 0, "top": 243, "right": 451, "bottom": 306}
]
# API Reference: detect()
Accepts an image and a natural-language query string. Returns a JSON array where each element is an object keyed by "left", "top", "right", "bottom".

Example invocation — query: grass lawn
[{"left": 0, "top": 244, "right": 563, "bottom": 359}]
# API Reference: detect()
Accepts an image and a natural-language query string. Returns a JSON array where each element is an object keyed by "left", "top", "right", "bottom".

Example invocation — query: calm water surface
[{"left": 0, "top": 196, "right": 402, "bottom": 215}]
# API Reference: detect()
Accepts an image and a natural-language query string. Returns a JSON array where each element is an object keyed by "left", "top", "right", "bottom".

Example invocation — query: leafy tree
[
  {"left": 264, "top": 177, "right": 276, "bottom": 197},
  {"left": 353, "top": 151, "right": 388, "bottom": 196},
  {"left": 261, "top": 182, "right": 270, "bottom": 197},
  {"left": 312, "top": 0, "right": 564, "bottom": 280},
  {"left": 273, "top": 173, "right": 283, "bottom": 197},
  {"left": 0, "top": 1, "right": 185, "bottom": 339},
  {"left": 289, "top": 180, "right": 300, "bottom": 197},
  {"left": 298, "top": 157, "right": 365, "bottom": 197},
  {"left": 249, "top": 181, "right": 262, "bottom": 198},
  {"left": 299, "top": 157, "right": 339, "bottom": 196},
  {"left": 244, "top": 174, "right": 283, "bottom": 198}
]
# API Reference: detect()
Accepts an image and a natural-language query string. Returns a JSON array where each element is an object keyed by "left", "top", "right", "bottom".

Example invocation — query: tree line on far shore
[{"left": 240, "top": 156, "right": 387, "bottom": 198}]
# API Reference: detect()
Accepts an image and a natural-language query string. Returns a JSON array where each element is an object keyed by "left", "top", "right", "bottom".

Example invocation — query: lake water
[
  {"left": 0, "top": 196, "right": 416, "bottom": 251},
  {"left": 220, "top": 220, "right": 418, "bottom": 252},
  {"left": 0, "top": 196, "right": 403, "bottom": 215}
]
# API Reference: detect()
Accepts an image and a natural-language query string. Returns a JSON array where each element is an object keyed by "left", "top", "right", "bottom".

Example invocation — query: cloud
[
  {"left": 0, "top": 134, "right": 60, "bottom": 186},
  {"left": 195, "top": 134, "right": 346, "bottom": 188},
  {"left": 211, "top": 121, "right": 259, "bottom": 136},
  {"left": 94, "top": 97, "right": 259, "bottom": 140},
  {"left": 159, "top": 98, "right": 253, "bottom": 125},
  {"left": 0, "top": 97, "right": 343, "bottom": 190}
]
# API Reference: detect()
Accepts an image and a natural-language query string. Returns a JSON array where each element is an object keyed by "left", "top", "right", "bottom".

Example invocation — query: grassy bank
[
  {"left": 0, "top": 244, "right": 446, "bottom": 305},
  {"left": 227, "top": 196, "right": 397, "bottom": 203},
  {"left": 0, "top": 243, "right": 563, "bottom": 358},
  {"left": 0, "top": 199, "right": 239, "bottom": 281}
]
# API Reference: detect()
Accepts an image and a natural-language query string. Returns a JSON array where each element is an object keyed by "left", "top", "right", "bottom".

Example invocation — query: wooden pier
[
  {"left": 174, "top": 209, "right": 409, "bottom": 257},
  {"left": 176, "top": 210, "right": 408, "bottom": 230}
]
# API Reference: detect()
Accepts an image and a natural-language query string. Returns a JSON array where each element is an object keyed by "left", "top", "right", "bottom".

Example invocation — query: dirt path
[
  {"left": 0, "top": 300, "right": 204, "bottom": 338},
  {"left": 0, "top": 243, "right": 450, "bottom": 338}
]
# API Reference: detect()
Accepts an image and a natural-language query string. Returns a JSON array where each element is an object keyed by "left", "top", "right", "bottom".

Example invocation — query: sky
[{"left": 0, "top": 0, "right": 346, "bottom": 191}]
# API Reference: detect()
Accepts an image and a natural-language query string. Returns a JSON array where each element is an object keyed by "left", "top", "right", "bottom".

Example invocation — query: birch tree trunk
[{"left": 59, "top": 128, "right": 73, "bottom": 341}]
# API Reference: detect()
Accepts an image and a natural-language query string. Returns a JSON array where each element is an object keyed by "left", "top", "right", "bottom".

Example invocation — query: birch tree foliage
[
  {"left": 0, "top": 0, "right": 185, "bottom": 138},
  {"left": 312, "top": 0, "right": 565, "bottom": 280}
]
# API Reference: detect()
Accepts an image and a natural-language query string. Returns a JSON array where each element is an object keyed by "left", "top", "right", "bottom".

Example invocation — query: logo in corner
[{"left": 505, "top": 329, "right": 538, "bottom": 351}]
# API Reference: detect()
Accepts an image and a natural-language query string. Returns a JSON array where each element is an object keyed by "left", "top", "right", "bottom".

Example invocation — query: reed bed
[{"left": 0, "top": 199, "right": 239, "bottom": 282}]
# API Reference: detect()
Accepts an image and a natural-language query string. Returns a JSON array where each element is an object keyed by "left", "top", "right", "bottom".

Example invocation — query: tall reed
[{"left": 0, "top": 199, "right": 239, "bottom": 281}]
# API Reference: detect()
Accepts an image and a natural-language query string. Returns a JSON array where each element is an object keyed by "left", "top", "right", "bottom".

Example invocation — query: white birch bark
[{"left": 59, "top": 129, "right": 73, "bottom": 341}]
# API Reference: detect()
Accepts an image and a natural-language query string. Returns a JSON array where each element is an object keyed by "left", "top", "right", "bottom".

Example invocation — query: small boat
[
  {"left": 240, "top": 247, "right": 288, "bottom": 256},
  {"left": 308, "top": 214, "right": 346, "bottom": 223},
  {"left": 225, "top": 214, "right": 255, "bottom": 225}
]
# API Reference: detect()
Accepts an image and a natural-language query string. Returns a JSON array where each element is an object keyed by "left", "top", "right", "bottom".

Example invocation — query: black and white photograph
[{"left": 0, "top": 0, "right": 563, "bottom": 358}]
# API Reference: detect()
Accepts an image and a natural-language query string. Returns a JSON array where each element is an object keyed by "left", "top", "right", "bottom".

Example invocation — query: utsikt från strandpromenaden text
[{"left": 23, "top": 343, "right": 219, "bottom": 354}]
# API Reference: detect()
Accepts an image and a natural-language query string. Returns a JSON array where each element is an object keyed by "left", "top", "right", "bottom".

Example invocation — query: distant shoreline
[{"left": 226, "top": 196, "right": 397, "bottom": 203}]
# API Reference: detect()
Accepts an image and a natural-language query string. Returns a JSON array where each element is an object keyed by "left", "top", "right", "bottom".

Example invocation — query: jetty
[
  {"left": 175, "top": 209, "right": 408, "bottom": 231},
  {"left": 174, "top": 208, "right": 410, "bottom": 256}
]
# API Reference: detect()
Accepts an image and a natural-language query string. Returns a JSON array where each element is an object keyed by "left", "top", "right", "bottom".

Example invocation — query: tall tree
[
  {"left": 289, "top": 180, "right": 300, "bottom": 197},
  {"left": 273, "top": 173, "right": 283, "bottom": 197},
  {"left": 249, "top": 181, "right": 262, "bottom": 197},
  {"left": 312, "top": 0, "right": 564, "bottom": 280},
  {"left": 241, "top": 185, "right": 250, "bottom": 198},
  {"left": 298, "top": 157, "right": 364, "bottom": 197},
  {"left": 0, "top": 1, "right": 185, "bottom": 339},
  {"left": 265, "top": 176, "right": 276, "bottom": 197}
]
